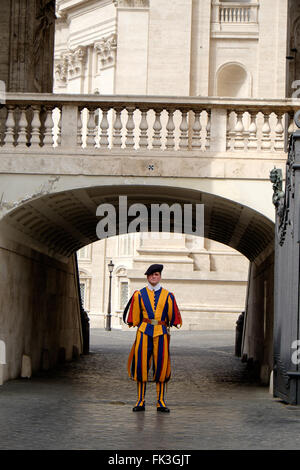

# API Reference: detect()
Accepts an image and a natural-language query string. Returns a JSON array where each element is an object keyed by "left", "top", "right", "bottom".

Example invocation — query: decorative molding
[
  {"left": 55, "top": 54, "right": 69, "bottom": 84},
  {"left": 55, "top": 46, "right": 87, "bottom": 83},
  {"left": 68, "top": 46, "right": 88, "bottom": 78},
  {"left": 94, "top": 34, "right": 117, "bottom": 70},
  {"left": 113, "top": 0, "right": 149, "bottom": 8},
  {"left": 270, "top": 126, "right": 298, "bottom": 246}
]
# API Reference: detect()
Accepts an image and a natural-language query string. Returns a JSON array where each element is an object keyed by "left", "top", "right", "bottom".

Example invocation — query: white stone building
[{"left": 54, "top": 0, "right": 291, "bottom": 330}]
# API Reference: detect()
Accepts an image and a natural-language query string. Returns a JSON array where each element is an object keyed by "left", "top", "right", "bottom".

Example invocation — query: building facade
[{"left": 54, "top": 0, "right": 290, "bottom": 330}]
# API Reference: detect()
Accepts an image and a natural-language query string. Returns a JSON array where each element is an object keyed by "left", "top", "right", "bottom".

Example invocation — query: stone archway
[{"left": 0, "top": 183, "right": 275, "bottom": 385}]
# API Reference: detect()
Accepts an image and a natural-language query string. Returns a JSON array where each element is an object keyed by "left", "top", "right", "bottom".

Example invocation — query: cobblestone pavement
[{"left": 1, "top": 329, "right": 300, "bottom": 450}]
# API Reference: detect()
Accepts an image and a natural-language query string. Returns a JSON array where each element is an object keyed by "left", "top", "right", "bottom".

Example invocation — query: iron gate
[{"left": 272, "top": 115, "right": 300, "bottom": 404}]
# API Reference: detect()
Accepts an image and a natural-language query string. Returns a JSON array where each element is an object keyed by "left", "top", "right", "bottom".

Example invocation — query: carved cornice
[{"left": 94, "top": 34, "right": 117, "bottom": 70}]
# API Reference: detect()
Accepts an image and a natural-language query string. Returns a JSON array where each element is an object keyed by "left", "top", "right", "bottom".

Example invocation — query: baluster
[
  {"left": 30, "top": 105, "right": 41, "bottom": 147},
  {"left": 261, "top": 112, "right": 271, "bottom": 150},
  {"left": 99, "top": 108, "right": 109, "bottom": 148},
  {"left": 247, "top": 111, "right": 258, "bottom": 151},
  {"left": 179, "top": 110, "right": 189, "bottom": 150},
  {"left": 43, "top": 106, "right": 54, "bottom": 147},
  {"left": 288, "top": 112, "right": 295, "bottom": 139},
  {"left": 274, "top": 112, "right": 284, "bottom": 151},
  {"left": 205, "top": 109, "right": 211, "bottom": 151},
  {"left": 233, "top": 111, "right": 245, "bottom": 150},
  {"left": 226, "top": 110, "right": 232, "bottom": 150},
  {"left": 219, "top": 7, "right": 222, "bottom": 22},
  {"left": 165, "top": 109, "right": 175, "bottom": 150},
  {"left": 152, "top": 109, "right": 162, "bottom": 149},
  {"left": 192, "top": 110, "right": 202, "bottom": 150},
  {"left": 232, "top": 8, "right": 236, "bottom": 22},
  {"left": 125, "top": 107, "right": 135, "bottom": 148},
  {"left": 139, "top": 109, "right": 149, "bottom": 149},
  {"left": 17, "top": 106, "right": 28, "bottom": 147},
  {"left": 4, "top": 106, "right": 16, "bottom": 147},
  {"left": 77, "top": 108, "right": 83, "bottom": 147},
  {"left": 86, "top": 107, "right": 96, "bottom": 147},
  {"left": 113, "top": 108, "right": 123, "bottom": 148},
  {"left": 56, "top": 108, "right": 61, "bottom": 146},
  {"left": 0, "top": 111, "right": 4, "bottom": 146}
]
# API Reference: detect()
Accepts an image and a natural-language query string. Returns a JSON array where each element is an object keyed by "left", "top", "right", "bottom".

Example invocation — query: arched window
[{"left": 217, "top": 63, "right": 250, "bottom": 98}]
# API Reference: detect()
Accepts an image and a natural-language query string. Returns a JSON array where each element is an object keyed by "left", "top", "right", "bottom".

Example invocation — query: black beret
[{"left": 144, "top": 264, "right": 164, "bottom": 276}]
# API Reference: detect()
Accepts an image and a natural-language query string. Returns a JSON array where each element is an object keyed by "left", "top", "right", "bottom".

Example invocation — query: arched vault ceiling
[{"left": 0, "top": 185, "right": 274, "bottom": 262}]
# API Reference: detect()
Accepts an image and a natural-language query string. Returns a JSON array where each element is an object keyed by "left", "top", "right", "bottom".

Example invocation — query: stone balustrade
[
  {"left": 212, "top": 2, "right": 259, "bottom": 24},
  {"left": 0, "top": 93, "right": 298, "bottom": 154}
]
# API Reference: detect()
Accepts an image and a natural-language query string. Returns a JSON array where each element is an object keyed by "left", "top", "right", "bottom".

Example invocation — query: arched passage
[
  {"left": 0, "top": 184, "right": 274, "bottom": 385},
  {"left": 0, "top": 185, "right": 273, "bottom": 261}
]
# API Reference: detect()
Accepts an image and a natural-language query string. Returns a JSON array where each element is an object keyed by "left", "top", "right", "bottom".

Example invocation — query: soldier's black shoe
[
  {"left": 157, "top": 406, "right": 170, "bottom": 413},
  {"left": 132, "top": 404, "right": 145, "bottom": 412}
]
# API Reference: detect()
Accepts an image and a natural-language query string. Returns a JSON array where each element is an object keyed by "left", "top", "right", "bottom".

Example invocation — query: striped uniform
[{"left": 126, "top": 286, "right": 182, "bottom": 384}]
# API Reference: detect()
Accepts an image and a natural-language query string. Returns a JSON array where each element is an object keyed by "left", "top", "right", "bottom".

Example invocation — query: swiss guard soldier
[{"left": 123, "top": 264, "right": 182, "bottom": 413}]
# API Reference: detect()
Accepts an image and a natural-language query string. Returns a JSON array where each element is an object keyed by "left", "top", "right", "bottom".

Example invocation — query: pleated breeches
[{"left": 128, "top": 331, "right": 171, "bottom": 383}]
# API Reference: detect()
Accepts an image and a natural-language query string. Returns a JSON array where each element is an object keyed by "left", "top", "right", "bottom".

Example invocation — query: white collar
[{"left": 147, "top": 283, "right": 162, "bottom": 292}]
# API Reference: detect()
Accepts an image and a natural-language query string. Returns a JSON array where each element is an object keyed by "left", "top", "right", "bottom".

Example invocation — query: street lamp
[{"left": 105, "top": 259, "right": 114, "bottom": 331}]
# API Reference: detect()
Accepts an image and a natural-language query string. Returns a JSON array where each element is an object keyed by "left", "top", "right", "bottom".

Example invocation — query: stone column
[
  {"left": 286, "top": 0, "right": 300, "bottom": 97},
  {"left": 0, "top": 0, "right": 55, "bottom": 93}
]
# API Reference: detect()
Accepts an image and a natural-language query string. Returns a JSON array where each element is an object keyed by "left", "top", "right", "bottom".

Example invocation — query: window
[
  {"left": 120, "top": 282, "right": 129, "bottom": 309},
  {"left": 80, "top": 282, "right": 86, "bottom": 307},
  {"left": 77, "top": 245, "right": 92, "bottom": 260},
  {"left": 78, "top": 271, "right": 91, "bottom": 311}
]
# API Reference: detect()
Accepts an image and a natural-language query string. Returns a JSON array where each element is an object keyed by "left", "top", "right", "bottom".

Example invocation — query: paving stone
[{"left": 0, "top": 329, "right": 299, "bottom": 450}]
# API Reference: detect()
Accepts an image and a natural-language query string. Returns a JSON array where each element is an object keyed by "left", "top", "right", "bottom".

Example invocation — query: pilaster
[
  {"left": 114, "top": 0, "right": 150, "bottom": 94},
  {"left": 257, "top": 0, "right": 288, "bottom": 98}
]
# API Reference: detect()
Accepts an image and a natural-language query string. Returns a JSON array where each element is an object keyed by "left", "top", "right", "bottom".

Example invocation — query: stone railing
[
  {"left": 0, "top": 93, "right": 298, "bottom": 154},
  {"left": 212, "top": 2, "right": 259, "bottom": 24}
]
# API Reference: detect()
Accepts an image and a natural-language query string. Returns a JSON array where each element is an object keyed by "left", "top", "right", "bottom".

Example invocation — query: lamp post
[{"left": 105, "top": 259, "right": 114, "bottom": 331}]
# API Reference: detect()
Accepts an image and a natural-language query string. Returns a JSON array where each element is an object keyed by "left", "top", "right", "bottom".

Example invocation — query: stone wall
[
  {"left": 242, "top": 251, "right": 274, "bottom": 384},
  {"left": 0, "top": 235, "right": 83, "bottom": 385}
]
